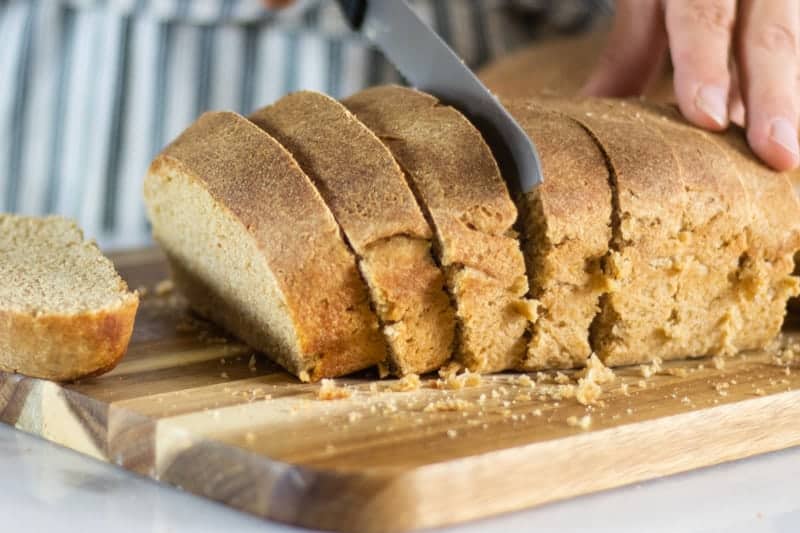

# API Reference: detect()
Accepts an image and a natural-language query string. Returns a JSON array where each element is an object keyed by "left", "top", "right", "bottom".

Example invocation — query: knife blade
[{"left": 335, "top": 0, "right": 543, "bottom": 193}]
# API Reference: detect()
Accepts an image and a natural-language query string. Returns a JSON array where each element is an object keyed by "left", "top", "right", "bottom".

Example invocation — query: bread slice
[
  {"left": 707, "top": 128, "right": 800, "bottom": 351},
  {"left": 553, "top": 98, "right": 689, "bottom": 366},
  {"left": 0, "top": 214, "right": 139, "bottom": 381},
  {"left": 143, "top": 111, "right": 387, "bottom": 381},
  {"left": 624, "top": 101, "right": 753, "bottom": 357},
  {"left": 503, "top": 100, "right": 612, "bottom": 370},
  {"left": 345, "top": 86, "right": 532, "bottom": 373},
  {"left": 249, "top": 91, "right": 455, "bottom": 376}
]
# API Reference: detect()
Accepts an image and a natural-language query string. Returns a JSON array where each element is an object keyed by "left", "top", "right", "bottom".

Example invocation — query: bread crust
[{"left": 0, "top": 295, "right": 138, "bottom": 381}]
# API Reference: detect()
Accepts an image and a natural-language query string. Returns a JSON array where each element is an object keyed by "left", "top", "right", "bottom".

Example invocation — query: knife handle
[{"left": 336, "top": 0, "right": 367, "bottom": 29}]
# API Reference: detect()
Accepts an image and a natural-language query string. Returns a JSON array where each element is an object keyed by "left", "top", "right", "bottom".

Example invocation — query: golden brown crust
[
  {"left": 345, "top": 86, "right": 530, "bottom": 373},
  {"left": 153, "top": 111, "right": 387, "bottom": 380},
  {"left": 249, "top": 92, "right": 456, "bottom": 375},
  {"left": 0, "top": 295, "right": 138, "bottom": 382},
  {"left": 249, "top": 91, "right": 432, "bottom": 248},
  {"left": 503, "top": 100, "right": 612, "bottom": 369}
]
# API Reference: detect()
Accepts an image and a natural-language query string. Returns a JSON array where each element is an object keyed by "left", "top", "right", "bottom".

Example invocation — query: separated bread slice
[
  {"left": 143, "top": 111, "right": 386, "bottom": 381},
  {"left": 503, "top": 100, "right": 612, "bottom": 370},
  {"left": 345, "top": 86, "right": 531, "bottom": 373},
  {"left": 553, "top": 98, "right": 689, "bottom": 366},
  {"left": 249, "top": 91, "right": 455, "bottom": 376},
  {"left": 0, "top": 214, "right": 138, "bottom": 381}
]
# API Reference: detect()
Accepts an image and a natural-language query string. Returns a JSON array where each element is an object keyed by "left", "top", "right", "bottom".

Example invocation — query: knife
[{"left": 335, "top": 0, "right": 544, "bottom": 193}]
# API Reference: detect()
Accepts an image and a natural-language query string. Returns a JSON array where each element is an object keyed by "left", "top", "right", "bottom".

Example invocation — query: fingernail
[
  {"left": 769, "top": 117, "right": 800, "bottom": 157},
  {"left": 694, "top": 85, "right": 728, "bottom": 128}
]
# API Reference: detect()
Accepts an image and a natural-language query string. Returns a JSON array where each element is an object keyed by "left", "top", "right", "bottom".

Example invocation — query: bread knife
[{"left": 335, "top": 0, "right": 544, "bottom": 193}]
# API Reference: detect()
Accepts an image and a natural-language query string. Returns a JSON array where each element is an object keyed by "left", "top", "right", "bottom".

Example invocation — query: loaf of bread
[
  {"left": 249, "top": 91, "right": 455, "bottom": 376},
  {"left": 144, "top": 87, "right": 800, "bottom": 380},
  {"left": 0, "top": 214, "right": 138, "bottom": 381},
  {"left": 344, "top": 86, "right": 532, "bottom": 373},
  {"left": 144, "top": 111, "right": 387, "bottom": 381}
]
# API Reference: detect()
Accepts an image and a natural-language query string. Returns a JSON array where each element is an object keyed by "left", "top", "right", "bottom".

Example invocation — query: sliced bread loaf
[
  {"left": 503, "top": 101, "right": 612, "bottom": 370},
  {"left": 0, "top": 214, "right": 139, "bottom": 381},
  {"left": 249, "top": 91, "right": 455, "bottom": 376},
  {"left": 345, "top": 85, "right": 532, "bottom": 373},
  {"left": 143, "top": 111, "right": 387, "bottom": 381}
]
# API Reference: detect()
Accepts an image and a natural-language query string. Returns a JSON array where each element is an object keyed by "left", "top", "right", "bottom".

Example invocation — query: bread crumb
[
  {"left": 298, "top": 370, "right": 311, "bottom": 383},
  {"left": 516, "top": 374, "right": 535, "bottom": 388},
  {"left": 135, "top": 285, "right": 149, "bottom": 298},
  {"left": 576, "top": 378, "right": 602, "bottom": 406},
  {"left": 566, "top": 414, "right": 592, "bottom": 430},
  {"left": 318, "top": 379, "right": 352, "bottom": 400},
  {"left": 620, "top": 383, "right": 630, "bottom": 396},
  {"left": 220, "top": 372, "right": 229, "bottom": 379},
  {"left": 681, "top": 396, "right": 691, "bottom": 405},
  {"left": 532, "top": 408, "right": 543, "bottom": 417},
  {"left": 436, "top": 368, "right": 482, "bottom": 390},
  {"left": 424, "top": 398, "right": 473, "bottom": 412},
  {"left": 248, "top": 355, "right": 257, "bottom": 372},
  {"left": 377, "top": 362, "right": 390, "bottom": 379},
  {"left": 577, "top": 354, "right": 616, "bottom": 384},
  {"left": 392, "top": 373, "right": 422, "bottom": 392},
  {"left": 446, "top": 429, "right": 458, "bottom": 439},
  {"left": 754, "top": 388, "right": 766, "bottom": 396},
  {"left": 712, "top": 356, "right": 726, "bottom": 370},
  {"left": 640, "top": 357, "right": 662, "bottom": 378},
  {"left": 491, "top": 389, "right": 501, "bottom": 399},
  {"left": 664, "top": 367, "right": 689, "bottom": 378},
  {"left": 514, "top": 392, "right": 532, "bottom": 401},
  {"left": 368, "top": 382, "right": 379, "bottom": 394},
  {"left": 513, "top": 298, "right": 539, "bottom": 321},
  {"left": 437, "top": 361, "right": 463, "bottom": 379},
  {"left": 154, "top": 279, "right": 174, "bottom": 296},
  {"left": 637, "top": 379, "right": 647, "bottom": 389},
  {"left": 626, "top": 408, "right": 634, "bottom": 415},
  {"left": 555, "top": 372, "right": 571, "bottom": 385},
  {"left": 347, "top": 411, "right": 362, "bottom": 423}
]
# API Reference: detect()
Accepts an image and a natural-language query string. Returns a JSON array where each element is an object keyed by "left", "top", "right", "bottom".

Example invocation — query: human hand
[
  {"left": 262, "top": 0, "right": 295, "bottom": 7},
  {"left": 583, "top": 0, "right": 800, "bottom": 172}
]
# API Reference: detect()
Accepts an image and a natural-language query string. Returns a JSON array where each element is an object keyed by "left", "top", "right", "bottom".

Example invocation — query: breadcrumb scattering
[
  {"left": 391, "top": 373, "right": 422, "bottom": 392},
  {"left": 446, "top": 429, "right": 458, "bottom": 439},
  {"left": 424, "top": 398, "right": 473, "bottom": 412},
  {"left": 318, "top": 378, "right": 352, "bottom": 400},
  {"left": 566, "top": 414, "right": 592, "bottom": 430},
  {"left": 712, "top": 356, "right": 726, "bottom": 370}
]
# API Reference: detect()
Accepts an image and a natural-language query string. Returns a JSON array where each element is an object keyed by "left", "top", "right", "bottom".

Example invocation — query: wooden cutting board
[{"left": 2, "top": 248, "right": 800, "bottom": 533}]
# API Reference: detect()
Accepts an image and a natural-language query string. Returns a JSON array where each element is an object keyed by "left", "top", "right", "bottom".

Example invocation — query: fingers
[
  {"left": 582, "top": 0, "right": 667, "bottom": 97},
  {"left": 737, "top": 0, "right": 800, "bottom": 171},
  {"left": 665, "top": 0, "right": 737, "bottom": 131}
]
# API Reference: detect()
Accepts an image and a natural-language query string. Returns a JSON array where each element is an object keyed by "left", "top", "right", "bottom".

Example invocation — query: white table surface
[{"left": 2, "top": 423, "right": 798, "bottom": 533}]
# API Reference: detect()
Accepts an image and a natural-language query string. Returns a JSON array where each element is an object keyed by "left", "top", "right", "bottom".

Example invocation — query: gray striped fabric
[{"left": 0, "top": 0, "right": 610, "bottom": 249}]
